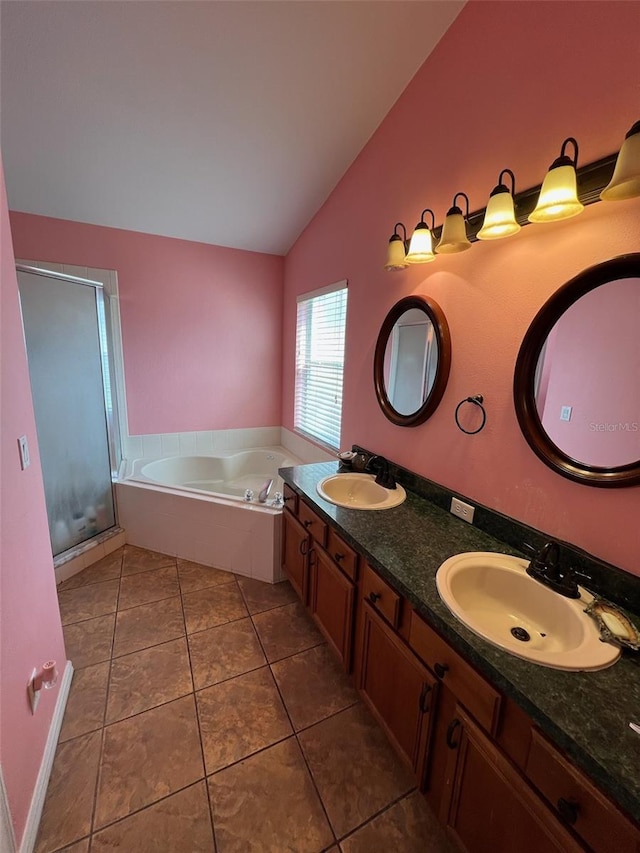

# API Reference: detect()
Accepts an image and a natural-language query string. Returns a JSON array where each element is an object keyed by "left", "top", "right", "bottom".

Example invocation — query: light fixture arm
[
  {"left": 393, "top": 222, "right": 407, "bottom": 242},
  {"left": 452, "top": 192, "right": 470, "bottom": 218},
  {"left": 419, "top": 209, "right": 436, "bottom": 229},
  {"left": 559, "top": 137, "right": 579, "bottom": 167},
  {"left": 496, "top": 169, "right": 516, "bottom": 195}
]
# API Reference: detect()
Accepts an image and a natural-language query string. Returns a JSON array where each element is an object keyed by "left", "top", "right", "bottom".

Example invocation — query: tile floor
[{"left": 37, "top": 545, "right": 456, "bottom": 852}]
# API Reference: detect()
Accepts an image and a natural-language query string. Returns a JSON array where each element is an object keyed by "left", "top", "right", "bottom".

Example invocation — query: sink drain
[{"left": 511, "top": 626, "right": 531, "bottom": 642}]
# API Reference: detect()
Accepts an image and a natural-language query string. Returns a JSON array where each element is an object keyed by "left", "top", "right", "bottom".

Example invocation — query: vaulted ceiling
[{"left": 1, "top": 1, "right": 464, "bottom": 254}]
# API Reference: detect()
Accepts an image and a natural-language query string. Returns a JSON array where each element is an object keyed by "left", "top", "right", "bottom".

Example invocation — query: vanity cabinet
[
  {"left": 438, "top": 705, "right": 584, "bottom": 853},
  {"left": 359, "top": 600, "right": 438, "bottom": 782},
  {"left": 282, "top": 491, "right": 356, "bottom": 671},
  {"left": 280, "top": 489, "right": 640, "bottom": 853}
]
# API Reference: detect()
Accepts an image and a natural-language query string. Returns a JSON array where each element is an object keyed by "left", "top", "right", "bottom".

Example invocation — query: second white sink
[
  {"left": 436, "top": 552, "right": 619, "bottom": 671},
  {"left": 317, "top": 473, "right": 406, "bottom": 510}
]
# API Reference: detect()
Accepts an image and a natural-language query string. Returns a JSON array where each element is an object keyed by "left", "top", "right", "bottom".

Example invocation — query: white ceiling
[{"left": 1, "top": 1, "right": 463, "bottom": 255}]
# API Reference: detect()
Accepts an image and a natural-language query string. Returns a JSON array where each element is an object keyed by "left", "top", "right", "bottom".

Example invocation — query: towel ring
[{"left": 455, "top": 395, "right": 487, "bottom": 435}]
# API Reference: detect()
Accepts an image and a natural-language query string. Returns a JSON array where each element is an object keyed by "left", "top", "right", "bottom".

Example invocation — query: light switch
[
  {"left": 560, "top": 406, "right": 572, "bottom": 422},
  {"left": 18, "top": 435, "right": 30, "bottom": 469}
]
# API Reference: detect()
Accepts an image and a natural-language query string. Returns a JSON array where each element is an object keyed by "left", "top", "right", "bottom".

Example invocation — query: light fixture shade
[
  {"left": 406, "top": 212, "right": 436, "bottom": 264},
  {"left": 529, "top": 138, "right": 584, "bottom": 223},
  {"left": 600, "top": 121, "right": 640, "bottom": 201},
  {"left": 477, "top": 180, "right": 520, "bottom": 240},
  {"left": 384, "top": 234, "right": 408, "bottom": 271},
  {"left": 436, "top": 208, "right": 471, "bottom": 253}
]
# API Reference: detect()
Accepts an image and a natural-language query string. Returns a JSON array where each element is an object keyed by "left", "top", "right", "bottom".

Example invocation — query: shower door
[{"left": 17, "top": 266, "right": 117, "bottom": 556}]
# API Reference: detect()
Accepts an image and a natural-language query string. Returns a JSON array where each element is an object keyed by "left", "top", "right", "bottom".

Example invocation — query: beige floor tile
[
  {"left": 252, "top": 600, "right": 323, "bottom": 663},
  {"left": 57, "top": 839, "right": 90, "bottom": 852},
  {"left": 182, "top": 581, "right": 247, "bottom": 633},
  {"left": 58, "top": 549, "right": 124, "bottom": 590},
  {"left": 58, "top": 579, "right": 120, "bottom": 625},
  {"left": 92, "top": 781, "right": 215, "bottom": 852},
  {"left": 112, "top": 596, "right": 184, "bottom": 657},
  {"left": 122, "top": 545, "right": 176, "bottom": 576},
  {"left": 197, "top": 666, "right": 292, "bottom": 773},
  {"left": 63, "top": 613, "right": 115, "bottom": 669},
  {"left": 189, "top": 617, "right": 266, "bottom": 690},
  {"left": 237, "top": 576, "right": 298, "bottom": 614},
  {"left": 178, "top": 558, "right": 236, "bottom": 593},
  {"left": 340, "top": 790, "right": 455, "bottom": 852},
  {"left": 271, "top": 643, "right": 358, "bottom": 731},
  {"left": 95, "top": 695, "right": 204, "bottom": 828},
  {"left": 208, "top": 737, "right": 334, "bottom": 853},
  {"left": 118, "top": 564, "right": 180, "bottom": 610},
  {"left": 298, "top": 704, "right": 414, "bottom": 838},
  {"left": 60, "top": 662, "right": 110, "bottom": 742},
  {"left": 34, "top": 730, "right": 101, "bottom": 853},
  {"left": 106, "top": 637, "right": 193, "bottom": 723}
]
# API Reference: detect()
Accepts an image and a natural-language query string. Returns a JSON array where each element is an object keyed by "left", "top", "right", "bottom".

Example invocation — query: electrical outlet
[{"left": 450, "top": 497, "right": 475, "bottom": 524}]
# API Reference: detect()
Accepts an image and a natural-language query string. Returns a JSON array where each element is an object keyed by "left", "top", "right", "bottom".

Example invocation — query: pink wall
[
  {"left": 9, "top": 213, "right": 285, "bottom": 435},
  {"left": 540, "top": 278, "right": 640, "bottom": 467},
  {"left": 282, "top": 1, "right": 640, "bottom": 576},
  {"left": 1, "top": 160, "right": 67, "bottom": 844}
]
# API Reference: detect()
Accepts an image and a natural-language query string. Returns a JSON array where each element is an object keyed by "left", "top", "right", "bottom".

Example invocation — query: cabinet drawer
[
  {"left": 362, "top": 563, "right": 401, "bottom": 629},
  {"left": 526, "top": 728, "right": 640, "bottom": 853},
  {"left": 282, "top": 483, "right": 298, "bottom": 516},
  {"left": 299, "top": 500, "right": 327, "bottom": 547},
  {"left": 326, "top": 528, "right": 359, "bottom": 581},
  {"left": 409, "top": 611, "right": 501, "bottom": 735}
]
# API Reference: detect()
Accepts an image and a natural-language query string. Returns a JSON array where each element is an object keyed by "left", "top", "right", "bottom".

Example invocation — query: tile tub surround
[
  {"left": 280, "top": 461, "right": 640, "bottom": 826},
  {"left": 36, "top": 546, "right": 453, "bottom": 852},
  {"left": 116, "top": 481, "right": 285, "bottom": 584}
]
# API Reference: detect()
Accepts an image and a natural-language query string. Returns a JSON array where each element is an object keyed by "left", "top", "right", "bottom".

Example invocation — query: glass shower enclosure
[{"left": 17, "top": 265, "right": 119, "bottom": 557}]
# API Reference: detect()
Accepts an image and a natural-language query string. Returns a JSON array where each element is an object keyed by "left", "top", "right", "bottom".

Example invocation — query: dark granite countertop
[{"left": 280, "top": 461, "right": 640, "bottom": 825}]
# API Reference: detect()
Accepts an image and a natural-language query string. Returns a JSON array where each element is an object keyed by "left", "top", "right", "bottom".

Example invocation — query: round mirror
[
  {"left": 514, "top": 254, "right": 640, "bottom": 487},
  {"left": 374, "top": 295, "right": 451, "bottom": 426}
]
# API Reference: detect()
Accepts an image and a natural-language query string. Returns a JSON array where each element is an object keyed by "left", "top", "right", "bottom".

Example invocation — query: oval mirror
[
  {"left": 374, "top": 295, "right": 451, "bottom": 426},
  {"left": 514, "top": 254, "right": 640, "bottom": 487}
]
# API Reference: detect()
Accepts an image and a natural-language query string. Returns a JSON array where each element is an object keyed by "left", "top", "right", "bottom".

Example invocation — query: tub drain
[{"left": 511, "top": 627, "right": 531, "bottom": 642}]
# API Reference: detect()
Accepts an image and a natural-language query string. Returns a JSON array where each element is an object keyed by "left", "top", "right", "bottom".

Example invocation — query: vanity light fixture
[
  {"left": 384, "top": 222, "right": 409, "bottom": 271},
  {"left": 477, "top": 169, "right": 521, "bottom": 240},
  {"left": 600, "top": 120, "right": 640, "bottom": 201},
  {"left": 406, "top": 208, "right": 437, "bottom": 263},
  {"left": 529, "top": 137, "right": 584, "bottom": 223},
  {"left": 436, "top": 192, "right": 472, "bottom": 253}
]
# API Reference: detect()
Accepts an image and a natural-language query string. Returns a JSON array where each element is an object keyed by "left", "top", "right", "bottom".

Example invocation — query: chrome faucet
[
  {"left": 365, "top": 455, "right": 397, "bottom": 490},
  {"left": 258, "top": 478, "right": 274, "bottom": 503},
  {"left": 525, "top": 541, "right": 580, "bottom": 599}
]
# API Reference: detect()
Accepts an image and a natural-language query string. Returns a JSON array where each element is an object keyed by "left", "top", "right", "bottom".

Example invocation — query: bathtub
[{"left": 116, "top": 447, "right": 302, "bottom": 583}]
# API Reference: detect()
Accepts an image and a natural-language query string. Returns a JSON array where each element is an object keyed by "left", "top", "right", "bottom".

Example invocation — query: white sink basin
[
  {"left": 436, "top": 552, "right": 619, "bottom": 671},
  {"left": 316, "top": 473, "right": 406, "bottom": 510}
]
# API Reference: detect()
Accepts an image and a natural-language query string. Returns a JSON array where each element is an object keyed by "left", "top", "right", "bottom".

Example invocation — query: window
[{"left": 294, "top": 281, "right": 348, "bottom": 449}]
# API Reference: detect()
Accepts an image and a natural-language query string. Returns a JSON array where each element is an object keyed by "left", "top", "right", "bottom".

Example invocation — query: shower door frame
[{"left": 16, "top": 264, "right": 122, "bottom": 552}]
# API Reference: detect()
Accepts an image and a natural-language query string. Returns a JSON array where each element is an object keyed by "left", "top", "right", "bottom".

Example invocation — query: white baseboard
[
  {"left": 0, "top": 764, "right": 17, "bottom": 853},
  {"left": 19, "top": 660, "right": 74, "bottom": 853}
]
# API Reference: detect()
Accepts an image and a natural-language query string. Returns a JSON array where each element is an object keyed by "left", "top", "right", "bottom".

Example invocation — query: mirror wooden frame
[
  {"left": 374, "top": 295, "right": 451, "bottom": 427},
  {"left": 513, "top": 254, "right": 640, "bottom": 487}
]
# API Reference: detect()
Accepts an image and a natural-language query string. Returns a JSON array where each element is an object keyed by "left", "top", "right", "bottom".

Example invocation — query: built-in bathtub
[{"left": 116, "top": 447, "right": 302, "bottom": 583}]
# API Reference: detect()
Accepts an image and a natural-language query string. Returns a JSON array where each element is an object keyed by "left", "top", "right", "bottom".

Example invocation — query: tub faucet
[
  {"left": 525, "top": 540, "right": 580, "bottom": 599},
  {"left": 258, "top": 478, "right": 274, "bottom": 503},
  {"left": 365, "top": 455, "right": 397, "bottom": 490}
]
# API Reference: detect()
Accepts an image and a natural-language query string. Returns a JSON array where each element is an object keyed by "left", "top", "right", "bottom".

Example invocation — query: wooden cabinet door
[
  {"left": 282, "top": 508, "right": 309, "bottom": 605},
  {"left": 309, "top": 546, "right": 355, "bottom": 671},
  {"left": 440, "top": 707, "right": 584, "bottom": 853},
  {"left": 358, "top": 602, "right": 438, "bottom": 784}
]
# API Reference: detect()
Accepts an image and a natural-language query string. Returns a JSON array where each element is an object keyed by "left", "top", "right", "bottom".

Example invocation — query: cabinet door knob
[
  {"left": 368, "top": 591, "right": 381, "bottom": 604},
  {"left": 334, "top": 552, "right": 344, "bottom": 562},
  {"left": 434, "top": 662, "right": 449, "bottom": 679},
  {"left": 446, "top": 718, "right": 461, "bottom": 749},
  {"left": 303, "top": 519, "right": 312, "bottom": 528},
  {"left": 299, "top": 540, "right": 309, "bottom": 556},
  {"left": 557, "top": 797, "right": 579, "bottom": 825},
  {"left": 419, "top": 683, "right": 432, "bottom": 714}
]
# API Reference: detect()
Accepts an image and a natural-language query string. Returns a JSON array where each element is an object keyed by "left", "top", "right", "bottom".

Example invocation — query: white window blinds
[{"left": 294, "top": 281, "right": 348, "bottom": 450}]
